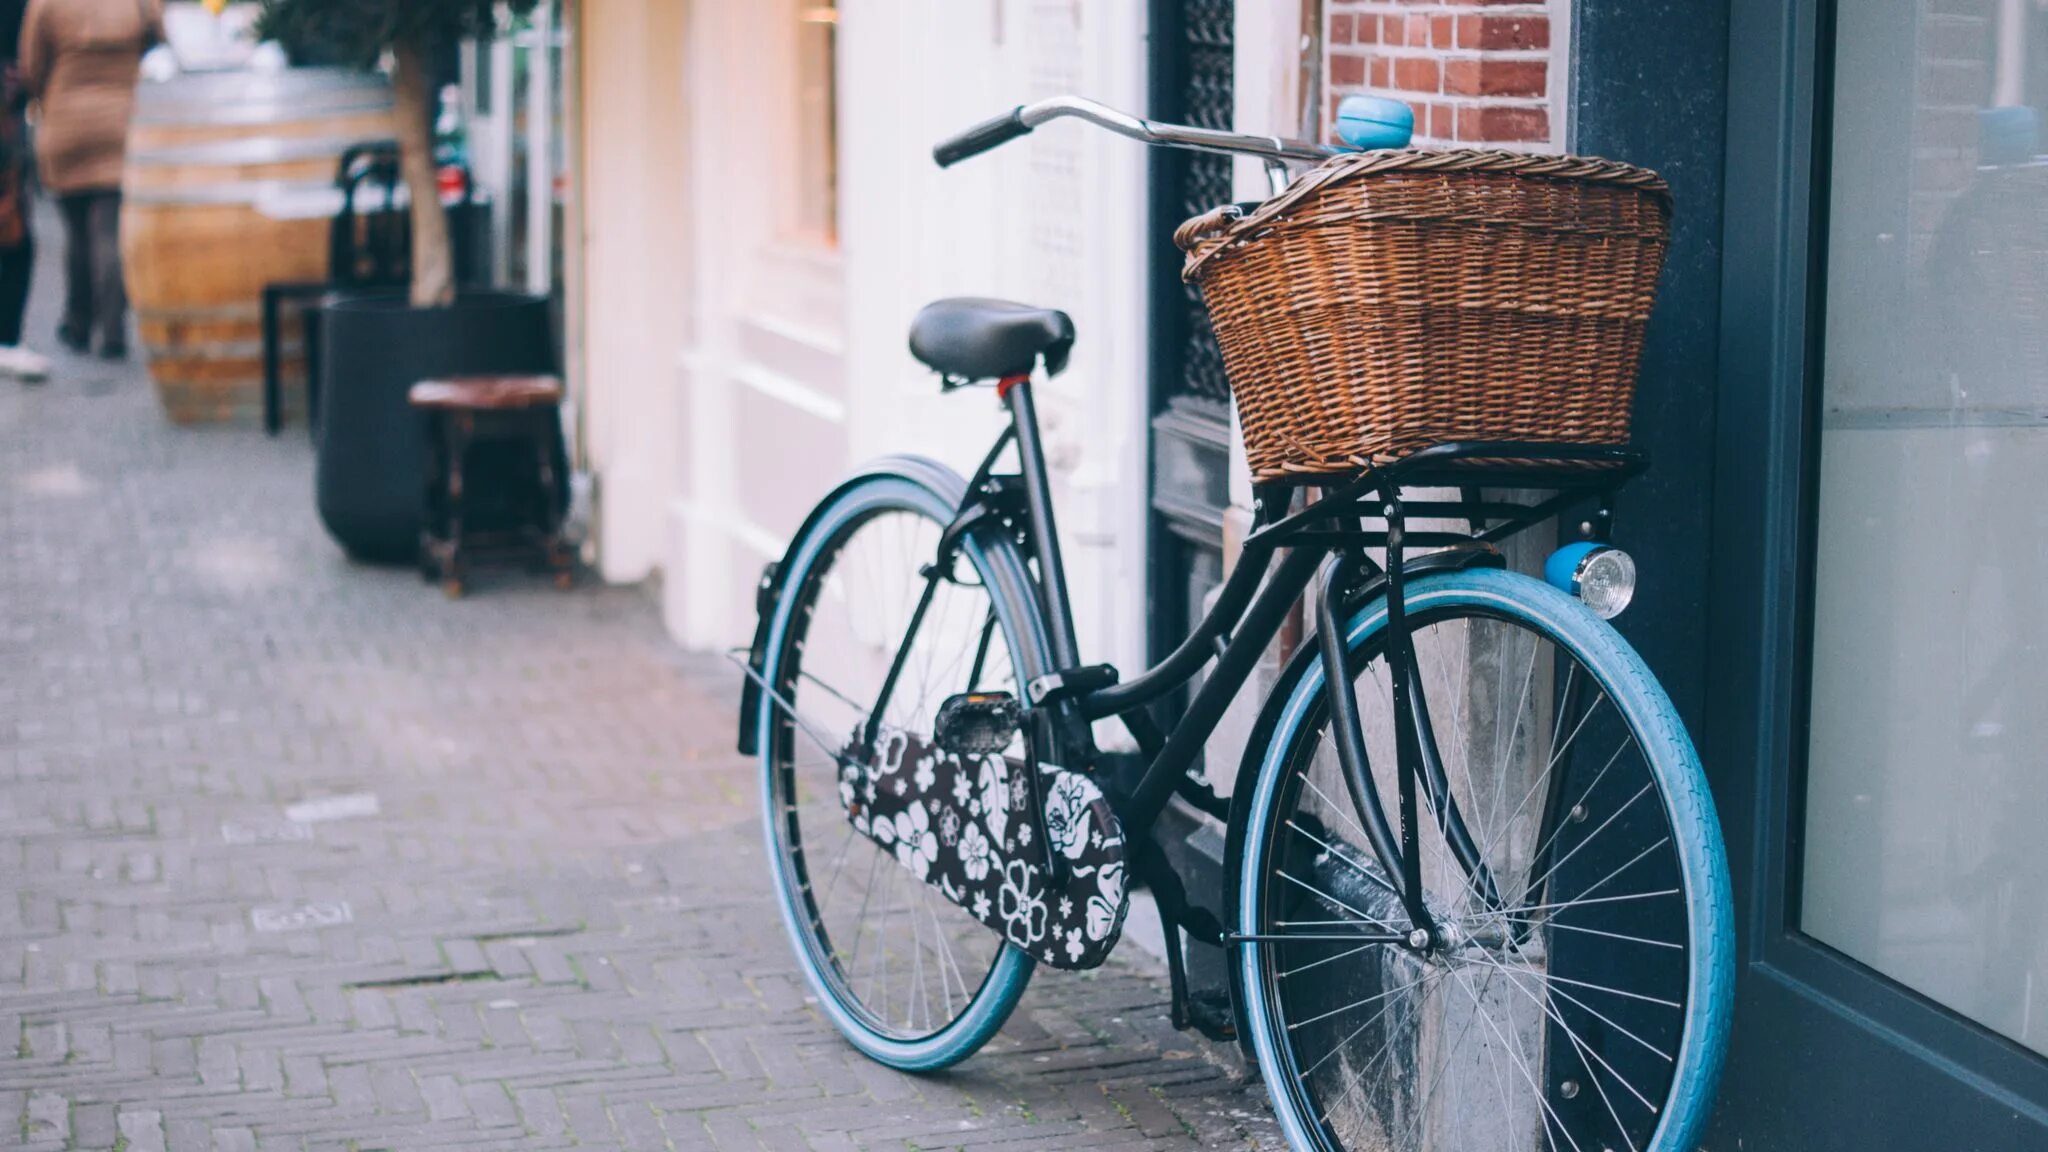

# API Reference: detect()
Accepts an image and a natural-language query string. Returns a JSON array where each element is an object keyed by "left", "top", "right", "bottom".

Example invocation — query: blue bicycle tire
[
  {"left": 756, "top": 458, "right": 1044, "bottom": 1072},
  {"left": 1235, "top": 568, "right": 1734, "bottom": 1152}
]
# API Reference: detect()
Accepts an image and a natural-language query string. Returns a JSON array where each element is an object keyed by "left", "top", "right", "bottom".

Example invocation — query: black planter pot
[{"left": 314, "top": 290, "right": 557, "bottom": 563}]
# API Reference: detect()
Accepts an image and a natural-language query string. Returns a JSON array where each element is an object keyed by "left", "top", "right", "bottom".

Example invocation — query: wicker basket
[{"left": 1175, "top": 149, "right": 1673, "bottom": 482}]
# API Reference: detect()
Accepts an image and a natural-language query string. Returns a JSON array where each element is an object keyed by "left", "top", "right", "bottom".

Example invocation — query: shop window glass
[{"left": 1804, "top": 0, "right": 2048, "bottom": 1057}]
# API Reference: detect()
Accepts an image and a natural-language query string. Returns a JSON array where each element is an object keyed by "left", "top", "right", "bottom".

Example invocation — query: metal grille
[{"left": 1177, "top": 0, "right": 1235, "bottom": 407}]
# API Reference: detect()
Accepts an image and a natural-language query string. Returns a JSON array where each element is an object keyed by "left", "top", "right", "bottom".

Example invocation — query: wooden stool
[{"left": 409, "top": 374, "right": 573, "bottom": 598}]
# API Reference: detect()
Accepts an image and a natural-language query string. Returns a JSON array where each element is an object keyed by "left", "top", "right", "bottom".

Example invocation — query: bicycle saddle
[{"left": 909, "top": 297, "right": 1075, "bottom": 381}]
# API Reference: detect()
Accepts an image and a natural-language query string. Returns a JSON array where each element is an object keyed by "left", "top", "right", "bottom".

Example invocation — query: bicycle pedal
[{"left": 934, "top": 691, "right": 1021, "bottom": 755}]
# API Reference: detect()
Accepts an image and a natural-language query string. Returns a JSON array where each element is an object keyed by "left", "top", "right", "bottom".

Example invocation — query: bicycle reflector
[{"left": 1546, "top": 542, "right": 1637, "bottom": 619}]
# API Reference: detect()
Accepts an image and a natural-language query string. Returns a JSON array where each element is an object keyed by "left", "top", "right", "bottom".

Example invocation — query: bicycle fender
[{"left": 737, "top": 455, "right": 973, "bottom": 756}]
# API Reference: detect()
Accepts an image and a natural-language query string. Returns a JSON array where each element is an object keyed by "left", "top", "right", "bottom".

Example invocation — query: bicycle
[{"left": 737, "top": 95, "right": 1734, "bottom": 1152}]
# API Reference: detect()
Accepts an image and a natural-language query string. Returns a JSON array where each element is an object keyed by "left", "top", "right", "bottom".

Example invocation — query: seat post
[{"left": 1000, "top": 376, "right": 1082, "bottom": 672}]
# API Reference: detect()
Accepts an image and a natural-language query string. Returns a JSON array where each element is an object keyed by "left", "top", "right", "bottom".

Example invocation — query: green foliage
[{"left": 254, "top": 0, "right": 540, "bottom": 67}]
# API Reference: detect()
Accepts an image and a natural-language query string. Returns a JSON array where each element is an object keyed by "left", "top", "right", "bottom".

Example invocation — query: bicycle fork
[{"left": 1315, "top": 501, "right": 1502, "bottom": 951}]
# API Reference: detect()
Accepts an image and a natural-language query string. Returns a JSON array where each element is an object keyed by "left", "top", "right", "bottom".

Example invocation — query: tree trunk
[{"left": 392, "top": 38, "right": 454, "bottom": 309}]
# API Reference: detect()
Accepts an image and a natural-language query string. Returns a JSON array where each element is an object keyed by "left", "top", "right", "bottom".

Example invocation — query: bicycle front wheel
[
  {"left": 1235, "top": 568, "right": 1733, "bottom": 1152},
  {"left": 754, "top": 459, "right": 1046, "bottom": 1072}
]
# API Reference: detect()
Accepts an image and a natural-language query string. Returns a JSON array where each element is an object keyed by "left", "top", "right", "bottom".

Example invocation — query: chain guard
[{"left": 841, "top": 726, "right": 1128, "bottom": 970}]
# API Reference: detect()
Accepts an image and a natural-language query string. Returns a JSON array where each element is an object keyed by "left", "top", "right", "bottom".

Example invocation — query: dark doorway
[{"left": 1147, "top": 0, "right": 1236, "bottom": 679}]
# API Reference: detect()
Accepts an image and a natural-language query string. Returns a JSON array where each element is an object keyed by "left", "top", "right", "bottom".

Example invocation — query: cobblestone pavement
[{"left": 0, "top": 295, "right": 1279, "bottom": 1148}]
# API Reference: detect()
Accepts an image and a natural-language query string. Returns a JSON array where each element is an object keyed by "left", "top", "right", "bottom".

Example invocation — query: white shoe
[{"left": 0, "top": 344, "right": 51, "bottom": 382}]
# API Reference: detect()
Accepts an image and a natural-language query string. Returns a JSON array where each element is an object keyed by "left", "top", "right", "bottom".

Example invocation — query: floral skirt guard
[{"left": 841, "top": 726, "right": 1129, "bottom": 970}]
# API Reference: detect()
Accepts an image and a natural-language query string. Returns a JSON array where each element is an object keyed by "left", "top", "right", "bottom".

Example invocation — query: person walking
[
  {"left": 0, "top": 0, "right": 47, "bottom": 381},
  {"left": 20, "top": 0, "right": 161, "bottom": 360}
]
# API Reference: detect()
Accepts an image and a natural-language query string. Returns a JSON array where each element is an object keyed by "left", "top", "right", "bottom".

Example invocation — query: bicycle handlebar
[{"left": 932, "top": 95, "right": 1338, "bottom": 169}]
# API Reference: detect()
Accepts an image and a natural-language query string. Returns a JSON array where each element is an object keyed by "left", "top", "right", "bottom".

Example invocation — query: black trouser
[
  {"left": 0, "top": 228, "right": 30, "bottom": 347},
  {"left": 57, "top": 190, "right": 124, "bottom": 351}
]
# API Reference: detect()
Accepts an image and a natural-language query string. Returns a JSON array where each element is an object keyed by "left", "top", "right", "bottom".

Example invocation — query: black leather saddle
[{"left": 908, "top": 298, "right": 1075, "bottom": 382}]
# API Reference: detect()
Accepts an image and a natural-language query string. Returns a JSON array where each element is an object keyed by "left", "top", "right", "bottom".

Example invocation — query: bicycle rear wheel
[
  {"left": 754, "top": 460, "right": 1045, "bottom": 1071},
  {"left": 1235, "top": 568, "right": 1733, "bottom": 1152}
]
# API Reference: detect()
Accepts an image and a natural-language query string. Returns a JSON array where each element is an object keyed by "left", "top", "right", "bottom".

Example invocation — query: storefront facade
[{"left": 564, "top": 2, "right": 2048, "bottom": 1146}]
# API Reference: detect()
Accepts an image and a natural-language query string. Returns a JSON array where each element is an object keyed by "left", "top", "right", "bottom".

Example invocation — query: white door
[{"left": 837, "top": 0, "right": 1152, "bottom": 673}]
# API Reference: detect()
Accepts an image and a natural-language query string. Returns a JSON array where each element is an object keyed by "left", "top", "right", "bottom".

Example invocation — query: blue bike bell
[{"left": 1334, "top": 95, "right": 1415, "bottom": 151}]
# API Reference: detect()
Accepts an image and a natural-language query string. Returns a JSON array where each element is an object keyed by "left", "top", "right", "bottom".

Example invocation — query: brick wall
[{"left": 1324, "top": 1, "right": 1563, "bottom": 150}]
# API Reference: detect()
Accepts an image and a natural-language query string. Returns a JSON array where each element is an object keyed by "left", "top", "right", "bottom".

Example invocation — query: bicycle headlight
[{"left": 1545, "top": 542, "right": 1637, "bottom": 620}]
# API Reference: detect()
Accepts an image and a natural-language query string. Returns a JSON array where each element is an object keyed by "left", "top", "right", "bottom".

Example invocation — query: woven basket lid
[{"left": 1175, "top": 148, "right": 1673, "bottom": 283}]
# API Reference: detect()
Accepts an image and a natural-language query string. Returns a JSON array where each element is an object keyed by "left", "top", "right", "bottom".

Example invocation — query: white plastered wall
[
  {"left": 576, "top": 0, "right": 690, "bottom": 586},
  {"left": 836, "top": 0, "right": 1151, "bottom": 674}
]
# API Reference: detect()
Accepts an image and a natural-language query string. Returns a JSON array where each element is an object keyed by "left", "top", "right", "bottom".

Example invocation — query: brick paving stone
[{"left": 0, "top": 233, "right": 1282, "bottom": 1149}]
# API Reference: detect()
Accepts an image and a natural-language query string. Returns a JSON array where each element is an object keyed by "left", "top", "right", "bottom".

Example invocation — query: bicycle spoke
[
  {"left": 1286, "top": 817, "right": 1402, "bottom": 899},
  {"left": 1447, "top": 960, "right": 1585, "bottom": 1152},
  {"left": 1288, "top": 967, "right": 1439, "bottom": 1036},
  {"left": 925, "top": 886, "right": 963, "bottom": 1018},
  {"left": 1474, "top": 887, "right": 1680, "bottom": 921},
  {"left": 1493, "top": 914, "right": 1681, "bottom": 951},
  {"left": 1502, "top": 964, "right": 1678, "bottom": 1065},
  {"left": 1302, "top": 772, "right": 1386, "bottom": 866},
  {"left": 1490, "top": 630, "right": 1542, "bottom": 847},
  {"left": 1277, "top": 870, "right": 1404, "bottom": 934},
  {"left": 1463, "top": 949, "right": 1661, "bottom": 1119},
  {"left": 799, "top": 669, "right": 872, "bottom": 716},
  {"left": 842, "top": 847, "right": 885, "bottom": 976},
  {"left": 1278, "top": 941, "right": 1380, "bottom": 979},
  {"left": 906, "top": 868, "right": 929, "bottom": 1032},
  {"left": 1508, "top": 727, "right": 1632, "bottom": 894},
  {"left": 811, "top": 822, "right": 860, "bottom": 920},
  {"left": 1474, "top": 689, "right": 1614, "bottom": 892},
  {"left": 1310, "top": 967, "right": 1439, "bottom": 1124},
  {"left": 1518, "top": 780, "right": 1654, "bottom": 902},
  {"left": 1489, "top": 834, "right": 1674, "bottom": 928}
]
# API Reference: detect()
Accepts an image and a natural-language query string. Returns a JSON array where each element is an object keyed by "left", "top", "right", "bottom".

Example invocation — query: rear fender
[{"left": 735, "top": 456, "right": 975, "bottom": 755}]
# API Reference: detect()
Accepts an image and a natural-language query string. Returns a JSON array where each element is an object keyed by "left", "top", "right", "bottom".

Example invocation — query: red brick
[
  {"left": 1371, "top": 56, "right": 1393, "bottom": 87},
  {"left": 1427, "top": 103, "right": 1452, "bottom": 139},
  {"left": 1459, "top": 104, "right": 1550, "bottom": 143},
  {"left": 1330, "top": 51, "right": 1367, "bottom": 87},
  {"left": 1431, "top": 14, "right": 1456, "bottom": 47},
  {"left": 1444, "top": 58, "right": 1547, "bottom": 98},
  {"left": 1457, "top": 13, "right": 1550, "bottom": 51},
  {"left": 1404, "top": 14, "right": 1431, "bottom": 45},
  {"left": 1393, "top": 56, "right": 1441, "bottom": 93},
  {"left": 1357, "top": 14, "right": 1380, "bottom": 44},
  {"left": 1330, "top": 13, "right": 1355, "bottom": 44}
]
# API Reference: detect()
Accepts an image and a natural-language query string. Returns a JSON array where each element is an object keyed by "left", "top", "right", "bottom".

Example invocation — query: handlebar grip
[{"left": 933, "top": 106, "right": 1031, "bottom": 167}]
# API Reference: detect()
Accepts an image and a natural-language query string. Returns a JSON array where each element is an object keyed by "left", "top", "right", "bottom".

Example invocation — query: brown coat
[{"left": 21, "top": 0, "right": 160, "bottom": 193}]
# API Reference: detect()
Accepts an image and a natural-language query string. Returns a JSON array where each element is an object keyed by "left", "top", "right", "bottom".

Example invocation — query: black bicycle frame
[{"left": 865, "top": 376, "right": 1647, "bottom": 951}]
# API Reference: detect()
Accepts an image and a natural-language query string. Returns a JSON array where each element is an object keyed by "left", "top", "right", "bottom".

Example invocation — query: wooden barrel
[{"left": 121, "top": 68, "right": 395, "bottom": 425}]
